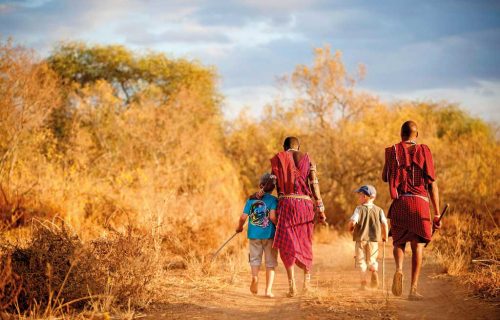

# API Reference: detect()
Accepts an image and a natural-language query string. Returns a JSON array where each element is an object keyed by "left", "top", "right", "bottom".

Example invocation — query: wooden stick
[
  {"left": 211, "top": 232, "right": 239, "bottom": 263},
  {"left": 382, "top": 241, "right": 386, "bottom": 293}
]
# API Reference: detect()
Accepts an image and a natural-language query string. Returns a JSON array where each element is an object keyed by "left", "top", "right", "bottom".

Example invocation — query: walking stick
[
  {"left": 382, "top": 240, "right": 386, "bottom": 293},
  {"left": 211, "top": 232, "right": 239, "bottom": 263},
  {"left": 424, "top": 203, "right": 450, "bottom": 248}
]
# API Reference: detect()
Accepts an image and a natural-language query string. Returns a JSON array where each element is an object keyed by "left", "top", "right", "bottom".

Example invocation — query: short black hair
[
  {"left": 401, "top": 121, "right": 418, "bottom": 140},
  {"left": 283, "top": 136, "right": 300, "bottom": 150}
]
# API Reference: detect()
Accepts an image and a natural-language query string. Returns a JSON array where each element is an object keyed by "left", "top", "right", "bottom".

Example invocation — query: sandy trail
[{"left": 147, "top": 241, "right": 498, "bottom": 319}]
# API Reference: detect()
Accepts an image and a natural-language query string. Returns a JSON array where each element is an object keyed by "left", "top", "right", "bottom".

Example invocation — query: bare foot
[
  {"left": 408, "top": 286, "right": 424, "bottom": 301},
  {"left": 265, "top": 292, "right": 274, "bottom": 298},
  {"left": 250, "top": 276, "right": 258, "bottom": 295},
  {"left": 359, "top": 280, "right": 368, "bottom": 291},
  {"left": 371, "top": 271, "right": 379, "bottom": 288},
  {"left": 287, "top": 280, "right": 297, "bottom": 297},
  {"left": 303, "top": 273, "right": 311, "bottom": 293}
]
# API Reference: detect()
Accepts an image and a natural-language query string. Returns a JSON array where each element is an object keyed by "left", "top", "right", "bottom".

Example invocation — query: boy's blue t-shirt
[{"left": 243, "top": 193, "right": 278, "bottom": 239}]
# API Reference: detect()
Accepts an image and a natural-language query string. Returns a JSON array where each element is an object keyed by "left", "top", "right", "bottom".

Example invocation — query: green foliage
[
  {"left": 435, "top": 105, "right": 492, "bottom": 139},
  {"left": 48, "top": 42, "right": 220, "bottom": 111}
]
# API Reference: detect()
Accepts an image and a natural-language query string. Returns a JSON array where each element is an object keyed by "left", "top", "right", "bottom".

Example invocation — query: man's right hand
[
  {"left": 433, "top": 215, "right": 442, "bottom": 229},
  {"left": 317, "top": 212, "right": 327, "bottom": 225}
]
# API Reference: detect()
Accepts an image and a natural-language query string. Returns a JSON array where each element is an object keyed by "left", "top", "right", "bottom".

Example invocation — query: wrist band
[{"left": 316, "top": 203, "right": 325, "bottom": 213}]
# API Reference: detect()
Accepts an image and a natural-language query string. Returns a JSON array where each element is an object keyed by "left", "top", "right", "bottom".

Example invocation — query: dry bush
[
  {"left": 0, "top": 40, "right": 61, "bottom": 191},
  {"left": 8, "top": 220, "right": 103, "bottom": 313},
  {"left": 432, "top": 212, "right": 499, "bottom": 300},
  {"left": 466, "top": 264, "right": 500, "bottom": 300},
  {"left": 0, "top": 255, "right": 22, "bottom": 311},
  {"left": 91, "top": 227, "right": 164, "bottom": 309},
  {"left": 2, "top": 219, "right": 171, "bottom": 315}
]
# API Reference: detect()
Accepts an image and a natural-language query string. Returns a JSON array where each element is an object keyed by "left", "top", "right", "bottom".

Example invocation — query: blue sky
[{"left": 1, "top": 0, "right": 499, "bottom": 122}]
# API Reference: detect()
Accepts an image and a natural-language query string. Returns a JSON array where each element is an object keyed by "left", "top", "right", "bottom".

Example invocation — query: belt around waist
[
  {"left": 278, "top": 194, "right": 312, "bottom": 201},
  {"left": 400, "top": 194, "right": 429, "bottom": 202}
]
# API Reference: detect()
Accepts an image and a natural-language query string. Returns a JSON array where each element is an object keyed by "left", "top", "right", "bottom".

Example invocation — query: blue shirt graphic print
[{"left": 243, "top": 193, "right": 278, "bottom": 239}]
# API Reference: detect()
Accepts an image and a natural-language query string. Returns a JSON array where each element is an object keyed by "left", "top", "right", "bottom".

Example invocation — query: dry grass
[
  {"left": 0, "top": 218, "right": 174, "bottom": 317},
  {"left": 5, "top": 220, "right": 103, "bottom": 314},
  {"left": 0, "top": 255, "right": 21, "bottom": 311},
  {"left": 432, "top": 211, "right": 499, "bottom": 301}
]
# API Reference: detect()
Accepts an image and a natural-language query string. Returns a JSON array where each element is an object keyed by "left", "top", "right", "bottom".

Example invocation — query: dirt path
[{"left": 147, "top": 241, "right": 498, "bottom": 319}]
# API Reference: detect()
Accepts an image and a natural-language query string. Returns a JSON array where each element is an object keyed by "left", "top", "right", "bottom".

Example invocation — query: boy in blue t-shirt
[{"left": 235, "top": 173, "right": 278, "bottom": 298}]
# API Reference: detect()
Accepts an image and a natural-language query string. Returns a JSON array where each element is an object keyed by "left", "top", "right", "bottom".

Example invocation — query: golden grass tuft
[{"left": 432, "top": 211, "right": 499, "bottom": 300}]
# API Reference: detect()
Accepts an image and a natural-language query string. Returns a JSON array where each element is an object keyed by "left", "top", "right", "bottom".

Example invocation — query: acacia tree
[
  {"left": 46, "top": 43, "right": 224, "bottom": 155},
  {"left": 47, "top": 42, "right": 219, "bottom": 109}
]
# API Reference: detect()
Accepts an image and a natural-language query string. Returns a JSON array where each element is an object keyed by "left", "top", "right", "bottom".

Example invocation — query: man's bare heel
[
  {"left": 303, "top": 273, "right": 311, "bottom": 293},
  {"left": 287, "top": 279, "right": 297, "bottom": 297},
  {"left": 408, "top": 285, "right": 424, "bottom": 301}
]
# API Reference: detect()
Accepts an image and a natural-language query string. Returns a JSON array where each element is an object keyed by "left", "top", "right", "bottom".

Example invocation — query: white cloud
[
  {"left": 240, "top": 0, "right": 320, "bottom": 11},
  {"left": 369, "top": 80, "right": 500, "bottom": 123},
  {"left": 222, "top": 85, "right": 279, "bottom": 119},
  {"left": 222, "top": 80, "right": 500, "bottom": 124}
]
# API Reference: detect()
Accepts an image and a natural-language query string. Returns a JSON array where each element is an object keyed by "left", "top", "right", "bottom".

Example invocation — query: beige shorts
[
  {"left": 249, "top": 239, "right": 278, "bottom": 268},
  {"left": 355, "top": 241, "right": 379, "bottom": 272}
]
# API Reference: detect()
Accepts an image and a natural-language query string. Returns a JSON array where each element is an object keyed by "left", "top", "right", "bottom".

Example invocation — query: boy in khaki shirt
[{"left": 348, "top": 185, "right": 388, "bottom": 290}]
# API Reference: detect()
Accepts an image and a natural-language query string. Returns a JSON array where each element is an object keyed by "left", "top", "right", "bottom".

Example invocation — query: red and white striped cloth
[
  {"left": 383, "top": 142, "right": 436, "bottom": 244},
  {"left": 388, "top": 196, "right": 432, "bottom": 244},
  {"left": 271, "top": 151, "right": 315, "bottom": 270},
  {"left": 273, "top": 197, "right": 315, "bottom": 269}
]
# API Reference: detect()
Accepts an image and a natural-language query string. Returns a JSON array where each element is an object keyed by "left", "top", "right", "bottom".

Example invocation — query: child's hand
[
  {"left": 248, "top": 189, "right": 265, "bottom": 200},
  {"left": 235, "top": 226, "right": 244, "bottom": 233},
  {"left": 270, "top": 210, "right": 277, "bottom": 225}
]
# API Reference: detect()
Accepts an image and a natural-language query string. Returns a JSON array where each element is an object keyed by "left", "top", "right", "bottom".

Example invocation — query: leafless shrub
[
  {"left": 8, "top": 220, "right": 103, "bottom": 313},
  {"left": 91, "top": 227, "right": 164, "bottom": 309}
]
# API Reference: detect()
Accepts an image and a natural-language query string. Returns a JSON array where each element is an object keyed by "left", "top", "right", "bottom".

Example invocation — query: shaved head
[
  {"left": 401, "top": 121, "right": 418, "bottom": 140},
  {"left": 283, "top": 136, "right": 300, "bottom": 150}
]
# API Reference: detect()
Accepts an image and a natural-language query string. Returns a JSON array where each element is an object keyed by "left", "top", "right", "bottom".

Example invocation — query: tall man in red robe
[
  {"left": 271, "top": 137, "right": 326, "bottom": 297},
  {"left": 382, "top": 121, "right": 442, "bottom": 300}
]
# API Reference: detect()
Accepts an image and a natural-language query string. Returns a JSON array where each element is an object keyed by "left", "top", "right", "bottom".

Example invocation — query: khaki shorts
[
  {"left": 355, "top": 241, "right": 379, "bottom": 272},
  {"left": 249, "top": 239, "right": 278, "bottom": 268}
]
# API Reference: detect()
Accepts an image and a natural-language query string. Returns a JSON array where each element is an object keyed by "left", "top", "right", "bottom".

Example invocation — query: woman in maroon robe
[{"left": 383, "top": 121, "right": 441, "bottom": 300}]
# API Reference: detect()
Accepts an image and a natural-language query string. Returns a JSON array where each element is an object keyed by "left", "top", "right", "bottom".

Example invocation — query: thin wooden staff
[
  {"left": 424, "top": 203, "right": 450, "bottom": 248},
  {"left": 211, "top": 232, "right": 239, "bottom": 263},
  {"left": 382, "top": 240, "right": 386, "bottom": 293}
]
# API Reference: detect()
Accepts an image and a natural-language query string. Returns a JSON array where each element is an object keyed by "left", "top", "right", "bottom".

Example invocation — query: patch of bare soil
[{"left": 146, "top": 242, "right": 498, "bottom": 319}]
